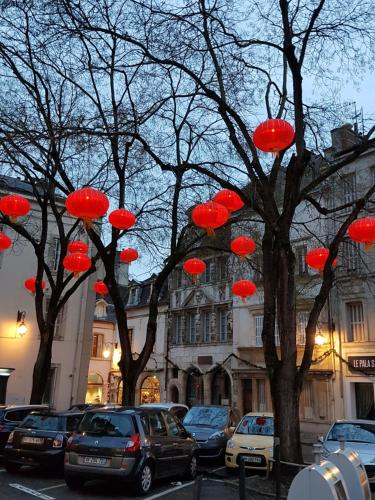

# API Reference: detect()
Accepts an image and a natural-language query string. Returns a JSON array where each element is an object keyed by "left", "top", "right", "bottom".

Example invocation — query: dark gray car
[
  {"left": 183, "top": 406, "right": 240, "bottom": 460},
  {"left": 64, "top": 407, "right": 198, "bottom": 495}
]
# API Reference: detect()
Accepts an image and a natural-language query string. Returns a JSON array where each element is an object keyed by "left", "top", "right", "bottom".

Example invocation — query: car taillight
[
  {"left": 52, "top": 434, "right": 64, "bottom": 448},
  {"left": 125, "top": 433, "right": 141, "bottom": 452},
  {"left": 7, "top": 431, "right": 14, "bottom": 445},
  {"left": 0, "top": 424, "right": 5, "bottom": 432}
]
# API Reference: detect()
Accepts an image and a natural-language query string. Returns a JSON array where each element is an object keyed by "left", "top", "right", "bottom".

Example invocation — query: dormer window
[{"left": 128, "top": 287, "right": 138, "bottom": 305}]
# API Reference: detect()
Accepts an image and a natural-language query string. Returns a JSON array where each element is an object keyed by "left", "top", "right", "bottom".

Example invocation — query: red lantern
[
  {"left": 213, "top": 190, "right": 244, "bottom": 213},
  {"left": 65, "top": 187, "right": 109, "bottom": 229},
  {"left": 94, "top": 281, "right": 108, "bottom": 296},
  {"left": 231, "top": 236, "right": 256, "bottom": 259},
  {"left": 24, "top": 277, "right": 46, "bottom": 295},
  {"left": 63, "top": 253, "right": 91, "bottom": 277},
  {"left": 67, "top": 240, "right": 88, "bottom": 254},
  {"left": 305, "top": 247, "right": 337, "bottom": 273},
  {"left": 0, "top": 231, "right": 12, "bottom": 251},
  {"left": 232, "top": 279, "right": 257, "bottom": 302},
  {"left": 253, "top": 119, "right": 294, "bottom": 153},
  {"left": 348, "top": 217, "right": 375, "bottom": 251},
  {"left": 0, "top": 194, "right": 30, "bottom": 222},
  {"left": 183, "top": 258, "right": 206, "bottom": 284},
  {"left": 120, "top": 248, "right": 139, "bottom": 264},
  {"left": 192, "top": 201, "right": 229, "bottom": 236},
  {"left": 109, "top": 209, "right": 136, "bottom": 230}
]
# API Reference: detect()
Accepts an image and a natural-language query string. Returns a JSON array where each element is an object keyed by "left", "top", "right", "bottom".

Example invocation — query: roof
[
  {"left": 244, "top": 412, "right": 274, "bottom": 418},
  {"left": 140, "top": 403, "right": 189, "bottom": 410},
  {"left": 0, "top": 175, "right": 35, "bottom": 196}
]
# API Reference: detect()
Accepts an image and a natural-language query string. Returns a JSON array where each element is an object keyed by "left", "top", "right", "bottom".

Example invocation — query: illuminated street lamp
[
  {"left": 315, "top": 332, "right": 326, "bottom": 346},
  {"left": 16, "top": 311, "right": 27, "bottom": 337}
]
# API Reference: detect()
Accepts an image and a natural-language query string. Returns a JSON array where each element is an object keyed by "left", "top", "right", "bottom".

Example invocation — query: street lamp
[{"left": 16, "top": 311, "right": 27, "bottom": 337}]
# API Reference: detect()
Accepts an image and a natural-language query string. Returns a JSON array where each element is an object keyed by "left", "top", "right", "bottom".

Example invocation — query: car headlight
[
  {"left": 209, "top": 431, "right": 225, "bottom": 440},
  {"left": 227, "top": 439, "right": 236, "bottom": 449},
  {"left": 266, "top": 447, "right": 273, "bottom": 453}
]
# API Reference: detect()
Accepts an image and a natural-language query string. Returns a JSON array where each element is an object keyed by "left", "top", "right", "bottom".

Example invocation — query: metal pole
[
  {"left": 274, "top": 437, "right": 281, "bottom": 500},
  {"left": 192, "top": 475, "right": 203, "bottom": 500},
  {"left": 239, "top": 456, "right": 246, "bottom": 500}
]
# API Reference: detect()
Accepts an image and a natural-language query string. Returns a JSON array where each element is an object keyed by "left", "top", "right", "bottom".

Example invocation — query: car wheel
[
  {"left": 184, "top": 454, "right": 198, "bottom": 480},
  {"left": 134, "top": 462, "right": 153, "bottom": 496},
  {"left": 65, "top": 474, "right": 85, "bottom": 490},
  {"left": 4, "top": 462, "right": 21, "bottom": 473}
]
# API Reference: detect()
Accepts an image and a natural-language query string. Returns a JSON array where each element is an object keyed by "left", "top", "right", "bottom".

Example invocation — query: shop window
[
  {"left": 355, "top": 382, "right": 375, "bottom": 419},
  {"left": 141, "top": 376, "right": 160, "bottom": 404},
  {"left": 346, "top": 302, "right": 365, "bottom": 342},
  {"left": 91, "top": 333, "right": 104, "bottom": 358},
  {"left": 86, "top": 373, "right": 104, "bottom": 404}
]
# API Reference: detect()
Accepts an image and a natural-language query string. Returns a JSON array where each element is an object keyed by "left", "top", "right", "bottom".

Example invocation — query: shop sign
[{"left": 348, "top": 356, "right": 375, "bottom": 371}]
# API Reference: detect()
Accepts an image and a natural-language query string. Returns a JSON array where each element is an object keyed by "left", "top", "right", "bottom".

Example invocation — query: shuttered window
[
  {"left": 255, "top": 315, "right": 263, "bottom": 347},
  {"left": 218, "top": 309, "right": 227, "bottom": 342},
  {"left": 302, "top": 380, "right": 314, "bottom": 419},
  {"left": 296, "top": 311, "right": 309, "bottom": 345},
  {"left": 202, "top": 311, "right": 211, "bottom": 343},
  {"left": 346, "top": 302, "right": 365, "bottom": 342},
  {"left": 92, "top": 333, "right": 104, "bottom": 358},
  {"left": 342, "top": 173, "right": 357, "bottom": 205},
  {"left": 187, "top": 313, "right": 197, "bottom": 343}
]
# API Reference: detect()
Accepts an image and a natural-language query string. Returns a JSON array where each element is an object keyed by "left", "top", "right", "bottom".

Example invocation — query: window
[
  {"left": 202, "top": 311, "right": 211, "bottom": 343},
  {"left": 92, "top": 333, "right": 104, "bottom": 358},
  {"left": 164, "top": 412, "right": 181, "bottom": 437},
  {"left": 341, "top": 173, "right": 357, "bottom": 205},
  {"left": 43, "top": 298, "right": 65, "bottom": 340},
  {"left": 175, "top": 268, "right": 183, "bottom": 289},
  {"left": 342, "top": 240, "right": 361, "bottom": 272},
  {"left": 257, "top": 379, "right": 266, "bottom": 412},
  {"left": 42, "top": 366, "right": 58, "bottom": 406},
  {"left": 296, "top": 311, "right": 309, "bottom": 345},
  {"left": 174, "top": 315, "right": 182, "bottom": 344},
  {"left": 296, "top": 246, "right": 308, "bottom": 276},
  {"left": 346, "top": 302, "right": 365, "bottom": 342},
  {"left": 217, "top": 257, "right": 228, "bottom": 281},
  {"left": 86, "top": 373, "right": 104, "bottom": 404},
  {"left": 128, "top": 287, "right": 138, "bottom": 305},
  {"left": 252, "top": 253, "right": 263, "bottom": 282},
  {"left": 255, "top": 315, "right": 263, "bottom": 347},
  {"left": 149, "top": 412, "right": 167, "bottom": 437},
  {"left": 302, "top": 380, "right": 314, "bottom": 419},
  {"left": 202, "top": 261, "right": 214, "bottom": 283},
  {"left": 218, "top": 309, "right": 228, "bottom": 342},
  {"left": 187, "top": 313, "right": 197, "bottom": 343}
]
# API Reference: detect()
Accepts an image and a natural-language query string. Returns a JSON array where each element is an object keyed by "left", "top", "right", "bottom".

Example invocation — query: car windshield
[
  {"left": 236, "top": 415, "right": 274, "bottom": 436},
  {"left": 327, "top": 422, "right": 375, "bottom": 443},
  {"left": 20, "top": 415, "right": 62, "bottom": 431},
  {"left": 80, "top": 413, "right": 135, "bottom": 437},
  {"left": 183, "top": 407, "right": 228, "bottom": 427}
]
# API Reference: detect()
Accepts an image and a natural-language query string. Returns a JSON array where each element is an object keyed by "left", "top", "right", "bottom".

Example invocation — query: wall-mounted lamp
[
  {"left": 315, "top": 331, "right": 326, "bottom": 346},
  {"left": 103, "top": 344, "right": 111, "bottom": 359},
  {"left": 16, "top": 310, "right": 27, "bottom": 337}
]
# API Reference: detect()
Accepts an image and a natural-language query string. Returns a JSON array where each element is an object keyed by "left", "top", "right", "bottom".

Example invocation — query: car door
[
  {"left": 163, "top": 411, "right": 190, "bottom": 474},
  {"left": 149, "top": 411, "right": 174, "bottom": 478}
]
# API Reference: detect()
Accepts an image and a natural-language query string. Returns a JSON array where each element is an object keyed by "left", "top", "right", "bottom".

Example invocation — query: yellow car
[{"left": 225, "top": 412, "right": 274, "bottom": 472}]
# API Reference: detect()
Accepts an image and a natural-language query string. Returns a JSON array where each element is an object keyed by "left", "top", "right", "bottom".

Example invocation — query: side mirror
[{"left": 317, "top": 435, "right": 324, "bottom": 443}]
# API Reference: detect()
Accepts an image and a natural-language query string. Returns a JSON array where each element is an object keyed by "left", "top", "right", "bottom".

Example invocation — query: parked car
[
  {"left": 321, "top": 419, "right": 375, "bottom": 478},
  {"left": 64, "top": 407, "right": 198, "bottom": 495},
  {"left": 225, "top": 412, "right": 274, "bottom": 472},
  {"left": 3, "top": 411, "right": 83, "bottom": 473},
  {"left": 183, "top": 405, "right": 240, "bottom": 460},
  {"left": 67, "top": 403, "right": 121, "bottom": 412},
  {"left": 140, "top": 403, "right": 189, "bottom": 421},
  {"left": 0, "top": 405, "right": 49, "bottom": 453}
]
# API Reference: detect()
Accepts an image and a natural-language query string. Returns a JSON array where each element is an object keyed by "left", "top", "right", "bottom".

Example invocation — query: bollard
[
  {"left": 312, "top": 443, "right": 323, "bottom": 465},
  {"left": 192, "top": 474, "right": 203, "bottom": 500},
  {"left": 274, "top": 437, "right": 281, "bottom": 500},
  {"left": 239, "top": 456, "right": 246, "bottom": 500}
]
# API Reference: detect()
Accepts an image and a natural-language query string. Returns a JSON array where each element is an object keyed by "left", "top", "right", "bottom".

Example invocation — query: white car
[
  {"left": 140, "top": 402, "right": 189, "bottom": 421},
  {"left": 322, "top": 419, "right": 375, "bottom": 479}
]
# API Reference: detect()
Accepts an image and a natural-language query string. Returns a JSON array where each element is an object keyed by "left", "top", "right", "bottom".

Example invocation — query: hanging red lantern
[
  {"left": 305, "top": 247, "right": 337, "bottom": 273},
  {"left": 94, "top": 281, "right": 108, "bottom": 296},
  {"left": 183, "top": 258, "right": 206, "bottom": 284},
  {"left": 213, "top": 190, "right": 244, "bottom": 213},
  {"left": 231, "top": 236, "right": 256, "bottom": 259},
  {"left": 348, "top": 217, "right": 375, "bottom": 251},
  {"left": 120, "top": 248, "right": 139, "bottom": 264},
  {"left": 253, "top": 119, "right": 294, "bottom": 154},
  {"left": 0, "top": 231, "right": 12, "bottom": 251},
  {"left": 63, "top": 253, "right": 91, "bottom": 278},
  {"left": 108, "top": 209, "right": 136, "bottom": 230},
  {"left": 24, "top": 277, "right": 46, "bottom": 295},
  {"left": 67, "top": 240, "right": 88, "bottom": 254},
  {"left": 0, "top": 194, "right": 31, "bottom": 222},
  {"left": 232, "top": 279, "right": 257, "bottom": 302},
  {"left": 65, "top": 187, "right": 109, "bottom": 229},
  {"left": 192, "top": 201, "right": 229, "bottom": 236}
]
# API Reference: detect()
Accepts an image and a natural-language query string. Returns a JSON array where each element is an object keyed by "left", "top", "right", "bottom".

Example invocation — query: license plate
[
  {"left": 83, "top": 456, "right": 108, "bottom": 466},
  {"left": 244, "top": 456, "right": 262, "bottom": 463},
  {"left": 22, "top": 437, "right": 44, "bottom": 444}
]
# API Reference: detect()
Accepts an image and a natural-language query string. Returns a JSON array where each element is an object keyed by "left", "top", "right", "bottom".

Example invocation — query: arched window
[
  {"left": 186, "top": 370, "right": 203, "bottom": 407},
  {"left": 85, "top": 373, "right": 104, "bottom": 404},
  {"left": 141, "top": 376, "right": 160, "bottom": 404},
  {"left": 211, "top": 369, "right": 231, "bottom": 405}
]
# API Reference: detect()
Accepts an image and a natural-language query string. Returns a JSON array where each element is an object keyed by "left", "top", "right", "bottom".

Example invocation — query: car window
[
  {"left": 183, "top": 407, "right": 228, "bottom": 428},
  {"left": 149, "top": 412, "right": 168, "bottom": 437},
  {"left": 164, "top": 412, "right": 183, "bottom": 437},
  {"left": 79, "top": 413, "right": 135, "bottom": 437},
  {"left": 66, "top": 415, "right": 83, "bottom": 432},
  {"left": 172, "top": 407, "right": 188, "bottom": 421},
  {"left": 5, "top": 409, "right": 28, "bottom": 422},
  {"left": 140, "top": 414, "right": 150, "bottom": 436},
  {"left": 20, "top": 415, "right": 63, "bottom": 431},
  {"left": 236, "top": 416, "right": 274, "bottom": 436},
  {"left": 327, "top": 422, "right": 375, "bottom": 443}
]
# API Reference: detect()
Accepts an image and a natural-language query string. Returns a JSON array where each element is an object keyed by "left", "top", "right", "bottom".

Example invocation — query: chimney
[{"left": 330, "top": 123, "right": 361, "bottom": 154}]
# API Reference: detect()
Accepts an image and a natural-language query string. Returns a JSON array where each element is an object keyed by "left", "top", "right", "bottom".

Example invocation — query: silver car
[{"left": 321, "top": 419, "right": 375, "bottom": 479}]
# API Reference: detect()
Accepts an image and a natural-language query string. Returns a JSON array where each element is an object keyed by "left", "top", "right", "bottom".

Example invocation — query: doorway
[
  {"left": 355, "top": 382, "right": 375, "bottom": 419},
  {"left": 242, "top": 379, "right": 252, "bottom": 414}
]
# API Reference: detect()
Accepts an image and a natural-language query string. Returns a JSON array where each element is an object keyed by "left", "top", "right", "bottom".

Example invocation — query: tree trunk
[
  {"left": 118, "top": 358, "right": 139, "bottom": 406},
  {"left": 29, "top": 330, "right": 53, "bottom": 404}
]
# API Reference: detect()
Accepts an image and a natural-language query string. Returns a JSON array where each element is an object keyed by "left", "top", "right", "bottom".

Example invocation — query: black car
[
  {"left": 0, "top": 405, "right": 49, "bottom": 453},
  {"left": 3, "top": 412, "right": 83, "bottom": 473},
  {"left": 64, "top": 407, "right": 198, "bottom": 495},
  {"left": 183, "top": 405, "right": 240, "bottom": 460}
]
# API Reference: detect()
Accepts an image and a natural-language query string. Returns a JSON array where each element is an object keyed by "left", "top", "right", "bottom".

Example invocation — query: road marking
[
  {"left": 39, "top": 483, "right": 66, "bottom": 492},
  {"left": 9, "top": 483, "right": 55, "bottom": 499},
  {"left": 0, "top": 469, "right": 6, "bottom": 473},
  {"left": 212, "top": 465, "right": 226, "bottom": 472},
  {"left": 145, "top": 480, "right": 195, "bottom": 499}
]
